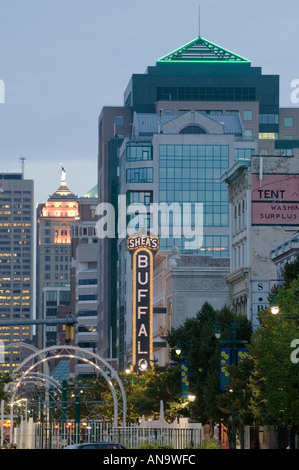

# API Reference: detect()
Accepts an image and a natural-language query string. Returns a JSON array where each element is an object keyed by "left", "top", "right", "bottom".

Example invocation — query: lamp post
[
  {"left": 215, "top": 320, "right": 247, "bottom": 365},
  {"left": 215, "top": 320, "right": 247, "bottom": 449}
]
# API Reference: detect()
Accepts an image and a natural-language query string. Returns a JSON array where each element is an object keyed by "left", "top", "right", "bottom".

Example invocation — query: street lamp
[
  {"left": 270, "top": 306, "right": 280, "bottom": 315},
  {"left": 188, "top": 394, "right": 196, "bottom": 402},
  {"left": 270, "top": 305, "right": 299, "bottom": 323}
]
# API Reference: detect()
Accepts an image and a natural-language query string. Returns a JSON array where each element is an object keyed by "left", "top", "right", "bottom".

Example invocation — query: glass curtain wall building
[
  {"left": 117, "top": 110, "right": 257, "bottom": 367},
  {"left": 97, "top": 27, "right": 279, "bottom": 368}
]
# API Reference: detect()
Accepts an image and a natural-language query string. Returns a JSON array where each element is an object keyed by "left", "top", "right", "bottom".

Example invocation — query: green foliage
[
  {"left": 166, "top": 302, "right": 253, "bottom": 446},
  {"left": 0, "top": 373, "right": 12, "bottom": 401},
  {"left": 281, "top": 254, "right": 299, "bottom": 289},
  {"left": 248, "top": 277, "right": 299, "bottom": 430},
  {"left": 200, "top": 437, "right": 220, "bottom": 449}
]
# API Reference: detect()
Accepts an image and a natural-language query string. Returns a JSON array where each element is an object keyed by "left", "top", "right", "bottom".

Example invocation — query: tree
[
  {"left": 217, "top": 357, "right": 255, "bottom": 448},
  {"left": 248, "top": 277, "right": 299, "bottom": 447},
  {"left": 0, "top": 374, "right": 11, "bottom": 401},
  {"left": 166, "top": 302, "right": 252, "bottom": 445},
  {"left": 282, "top": 254, "right": 299, "bottom": 289}
]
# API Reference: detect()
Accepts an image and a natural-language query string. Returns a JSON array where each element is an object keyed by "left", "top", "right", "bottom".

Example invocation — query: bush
[
  {"left": 200, "top": 438, "right": 220, "bottom": 449},
  {"left": 137, "top": 442, "right": 174, "bottom": 449}
]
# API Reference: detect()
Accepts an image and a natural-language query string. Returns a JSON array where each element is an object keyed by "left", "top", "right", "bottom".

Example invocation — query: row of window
[
  {"left": 45, "top": 255, "right": 70, "bottom": 262},
  {"left": 78, "top": 294, "right": 97, "bottom": 301},
  {"left": 44, "top": 265, "right": 69, "bottom": 271},
  {"left": 156, "top": 86, "right": 256, "bottom": 102},
  {"left": 259, "top": 113, "right": 279, "bottom": 124},
  {"left": 159, "top": 144, "right": 229, "bottom": 158},
  {"left": 126, "top": 144, "right": 153, "bottom": 162},
  {"left": 78, "top": 278, "right": 97, "bottom": 285},
  {"left": 159, "top": 235, "right": 229, "bottom": 257},
  {"left": 77, "top": 310, "right": 97, "bottom": 317},
  {"left": 44, "top": 246, "right": 69, "bottom": 253},
  {"left": 235, "top": 148, "right": 254, "bottom": 160}
]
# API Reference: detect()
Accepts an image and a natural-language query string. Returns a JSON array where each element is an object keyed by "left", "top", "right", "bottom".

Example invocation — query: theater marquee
[{"left": 127, "top": 236, "right": 159, "bottom": 373}]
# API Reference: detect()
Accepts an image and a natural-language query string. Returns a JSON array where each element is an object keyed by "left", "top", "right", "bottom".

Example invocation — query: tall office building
[
  {"left": 97, "top": 109, "right": 132, "bottom": 360},
  {"left": 97, "top": 26, "right": 280, "bottom": 367},
  {"left": 36, "top": 167, "right": 78, "bottom": 349},
  {"left": 70, "top": 185, "right": 99, "bottom": 375},
  {"left": 0, "top": 173, "right": 34, "bottom": 373}
]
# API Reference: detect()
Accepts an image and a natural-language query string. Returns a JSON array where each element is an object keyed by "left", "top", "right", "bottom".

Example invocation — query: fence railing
[{"left": 12, "top": 419, "right": 202, "bottom": 449}]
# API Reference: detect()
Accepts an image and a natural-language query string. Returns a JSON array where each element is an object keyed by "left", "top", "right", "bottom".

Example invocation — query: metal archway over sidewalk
[{"left": 6, "top": 345, "right": 127, "bottom": 428}]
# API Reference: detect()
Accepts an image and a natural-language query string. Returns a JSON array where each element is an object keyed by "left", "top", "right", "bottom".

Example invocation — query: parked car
[{"left": 64, "top": 441, "right": 127, "bottom": 449}]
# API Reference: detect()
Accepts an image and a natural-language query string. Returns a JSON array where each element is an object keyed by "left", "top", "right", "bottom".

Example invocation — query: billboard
[{"left": 252, "top": 174, "right": 299, "bottom": 225}]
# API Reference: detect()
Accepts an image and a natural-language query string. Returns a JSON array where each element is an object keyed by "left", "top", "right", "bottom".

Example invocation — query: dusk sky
[{"left": 0, "top": 0, "right": 298, "bottom": 207}]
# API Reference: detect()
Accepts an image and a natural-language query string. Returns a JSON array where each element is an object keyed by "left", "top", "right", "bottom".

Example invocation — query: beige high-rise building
[
  {"left": 0, "top": 172, "right": 34, "bottom": 373},
  {"left": 36, "top": 167, "right": 79, "bottom": 349}
]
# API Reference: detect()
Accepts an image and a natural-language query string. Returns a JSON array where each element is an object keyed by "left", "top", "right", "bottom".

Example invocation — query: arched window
[{"left": 179, "top": 125, "right": 207, "bottom": 134}]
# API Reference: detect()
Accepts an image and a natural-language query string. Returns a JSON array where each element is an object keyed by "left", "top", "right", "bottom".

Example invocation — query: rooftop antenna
[
  {"left": 198, "top": 5, "right": 201, "bottom": 37},
  {"left": 19, "top": 154, "right": 26, "bottom": 178}
]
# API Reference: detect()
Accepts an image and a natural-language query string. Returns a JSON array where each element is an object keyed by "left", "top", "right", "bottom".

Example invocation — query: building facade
[
  {"left": 70, "top": 185, "right": 99, "bottom": 375},
  {"left": 222, "top": 151, "right": 299, "bottom": 329},
  {"left": 0, "top": 173, "right": 34, "bottom": 373}
]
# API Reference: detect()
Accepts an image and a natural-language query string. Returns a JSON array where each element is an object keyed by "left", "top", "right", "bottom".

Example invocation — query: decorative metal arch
[
  {"left": 17, "top": 372, "right": 62, "bottom": 392},
  {"left": 4, "top": 341, "right": 50, "bottom": 375},
  {"left": 9, "top": 345, "right": 127, "bottom": 427}
]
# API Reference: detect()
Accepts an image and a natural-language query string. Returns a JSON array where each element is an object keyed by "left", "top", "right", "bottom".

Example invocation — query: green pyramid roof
[
  {"left": 157, "top": 36, "right": 250, "bottom": 64},
  {"left": 81, "top": 184, "right": 98, "bottom": 199}
]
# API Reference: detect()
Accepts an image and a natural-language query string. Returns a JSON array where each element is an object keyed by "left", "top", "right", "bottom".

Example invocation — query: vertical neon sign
[{"left": 127, "top": 236, "right": 159, "bottom": 373}]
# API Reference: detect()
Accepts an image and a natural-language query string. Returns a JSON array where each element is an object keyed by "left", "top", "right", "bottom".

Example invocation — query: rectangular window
[
  {"left": 126, "top": 167, "right": 153, "bottom": 183},
  {"left": 114, "top": 115, "right": 124, "bottom": 126},
  {"left": 258, "top": 133, "right": 278, "bottom": 140},
  {"left": 259, "top": 114, "right": 279, "bottom": 124},
  {"left": 243, "top": 129, "right": 253, "bottom": 140},
  {"left": 126, "top": 143, "right": 153, "bottom": 162},
  {"left": 243, "top": 110, "right": 253, "bottom": 121},
  {"left": 234, "top": 148, "right": 254, "bottom": 161},
  {"left": 284, "top": 116, "right": 294, "bottom": 127},
  {"left": 127, "top": 191, "right": 153, "bottom": 205}
]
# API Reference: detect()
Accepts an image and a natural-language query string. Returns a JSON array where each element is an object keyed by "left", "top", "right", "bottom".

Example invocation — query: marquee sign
[{"left": 127, "top": 236, "right": 159, "bottom": 373}]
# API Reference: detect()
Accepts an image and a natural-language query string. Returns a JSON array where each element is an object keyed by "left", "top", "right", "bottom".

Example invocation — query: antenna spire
[
  {"left": 198, "top": 5, "right": 201, "bottom": 37},
  {"left": 19, "top": 154, "right": 26, "bottom": 178}
]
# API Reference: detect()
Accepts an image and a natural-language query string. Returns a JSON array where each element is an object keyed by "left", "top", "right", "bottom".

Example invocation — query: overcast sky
[{"left": 0, "top": 0, "right": 298, "bottom": 206}]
